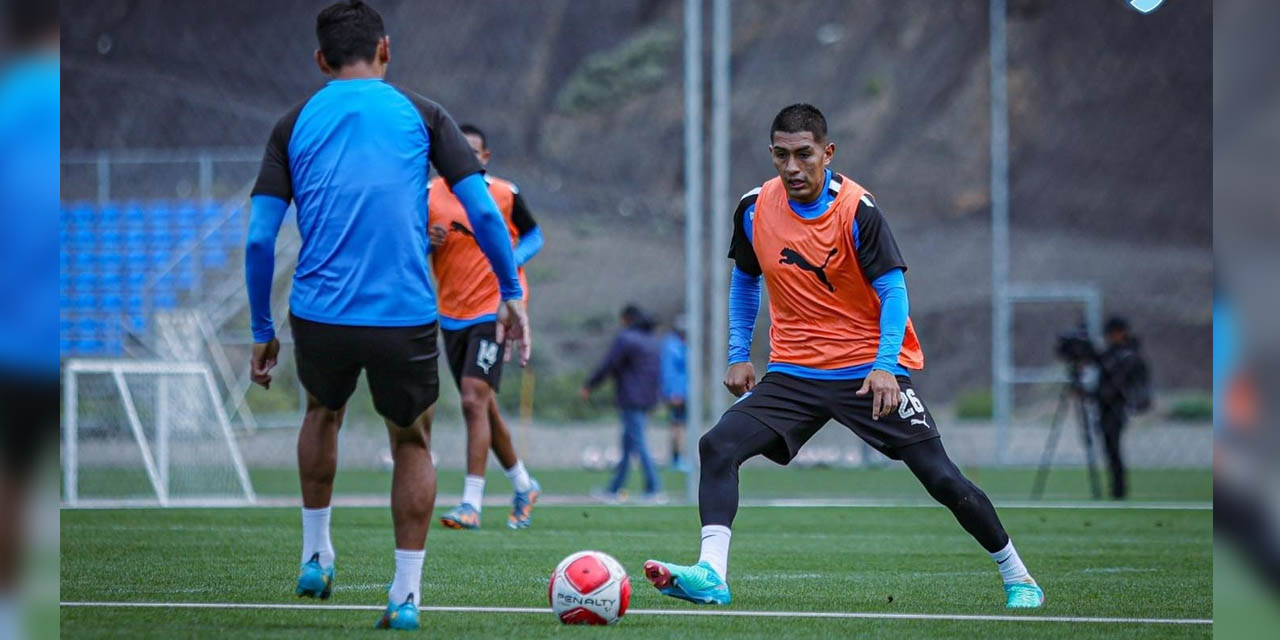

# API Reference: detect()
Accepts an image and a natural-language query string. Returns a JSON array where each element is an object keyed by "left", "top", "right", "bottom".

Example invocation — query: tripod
[{"left": 1031, "top": 368, "right": 1103, "bottom": 500}]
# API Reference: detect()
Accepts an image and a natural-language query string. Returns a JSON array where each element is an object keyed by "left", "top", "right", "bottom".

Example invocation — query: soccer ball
[{"left": 548, "top": 550, "right": 631, "bottom": 625}]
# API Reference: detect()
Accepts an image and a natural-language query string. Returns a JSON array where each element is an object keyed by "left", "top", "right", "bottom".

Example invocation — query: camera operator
[{"left": 1095, "top": 316, "right": 1151, "bottom": 500}]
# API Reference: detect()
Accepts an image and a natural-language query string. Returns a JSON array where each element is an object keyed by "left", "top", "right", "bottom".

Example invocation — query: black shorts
[
  {"left": 442, "top": 321, "right": 505, "bottom": 392},
  {"left": 0, "top": 373, "right": 57, "bottom": 476},
  {"left": 726, "top": 371, "right": 940, "bottom": 464},
  {"left": 290, "top": 313, "right": 440, "bottom": 428}
]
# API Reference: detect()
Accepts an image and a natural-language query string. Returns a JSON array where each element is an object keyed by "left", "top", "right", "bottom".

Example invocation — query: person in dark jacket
[
  {"left": 1095, "top": 316, "right": 1151, "bottom": 500},
  {"left": 581, "top": 304, "right": 664, "bottom": 501}
]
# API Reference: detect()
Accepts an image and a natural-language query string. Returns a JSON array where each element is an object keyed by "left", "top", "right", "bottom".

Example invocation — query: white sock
[
  {"left": 389, "top": 548, "right": 425, "bottom": 606},
  {"left": 301, "top": 506, "right": 335, "bottom": 567},
  {"left": 698, "top": 525, "right": 732, "bottom": 579},
  {"left": 990, "top": 539, "right": 1033, "bottom": 584},
  {"left": 504, "top": 460, "right": 533, "bottom": 493},
  {"left": 462, "top": 475, "right": 485, "bottom": 512}
]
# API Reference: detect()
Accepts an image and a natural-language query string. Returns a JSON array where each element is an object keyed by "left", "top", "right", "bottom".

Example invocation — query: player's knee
[
  {"left": 459, "top": 381, "right": 490, "bottom": 418},
  {"left": 699, "top": 424, "right": 738, "bottom": 471},
  {"left": 928, "top": 471, "right": 976, "bottom": 509}
]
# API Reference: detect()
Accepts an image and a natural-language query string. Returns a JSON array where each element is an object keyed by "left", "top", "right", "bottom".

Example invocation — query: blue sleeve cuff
[
  {"left": 728, "top": 267, "right": 762, "bottom": 365},
  {"left": 871, "top": 268, "right": 908, "bottom": 371},
  {"left": 512, "top": 226, "right": 544, "bottom": 266},
  {"left": 452, "top": 173, "right": 523, "bottom": 300},
  {"left": 245, "top": 195, "right": 289, "bottom": 343}
]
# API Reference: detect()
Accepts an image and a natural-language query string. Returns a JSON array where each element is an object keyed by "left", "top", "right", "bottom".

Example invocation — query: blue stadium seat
[
  {"left": 60, "top": 337, "right": 73, "bottom": 354},
  {"left": 98, "top": 204, "right": 121, "bottom": 227},
  {"left": 72, "top": 271, "right": 96, "bottom": 290},
  {"left": 100, "top": 230, "right": 122, "bottom": 246},
  {"left": 71, "top": 292, "right": 96, "bottom": 311},
  {"left": 148, "top": 203, "right": 174, "bottom": 229},
  {"left": 73, "top": 252, "right": 97, "bottom": 269},
  {"left": 123, "top": 202, "right": 147, "bottom": 226},
  {"left": 201, "top": 246, "right": 229, "bottom": 269},
  {"left": 72, "top": 228, "right": 95, "bottom": 247},
  {"left": 126, "top": 314, "right": 146, "bottom": 333},
  {"left": 125, "top": 252, "right": 149, "bottom": 274},
  {"left": 177, "top": 228, "right": 197, "bottom": 245},
  {"left": 201, "top": 202, "right": 223, "bottom": 226},
  {"left": 76, "top": 317, "right": 103, "bottom": 335},
  {"left": 75, "top": 339, "right": 104, "bottom": 355},
  {"left": 149, "top": 249, "right": 171, "bottom": 269},
  {"left": 100, "top": 293, "right": 124, "bottom": 311},
  {"left": 124, "top": 228, "right": 147, "bottom": 247},
  {"left": 126, "top": 294, "right": 144, "bottom": 312},
  {"left": 99, "top": 272, "right": 123, "bottom": 291},
  {"left": 103, "top": 334, "right": 123, "bottom": 356},
  {"left": 147, "top": 228, "right": 174, "bottom": 246},
  {"left": 70, "top": 203, "right": 95, "bottom": 226},
  {"left": 153, "top": 291, "right": 178, "bottom": 309},
  {"left": 175, "top": 201, "right": 200, "bottom": 226},
  {"left": 125, "top": 271, "right": 147, "bottom": 291},
  {"left": 99, "top": 251, "right": 124, "bottom": 271}
]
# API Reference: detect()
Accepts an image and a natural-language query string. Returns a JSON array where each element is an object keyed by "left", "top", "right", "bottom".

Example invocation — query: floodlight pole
[
  {"left": 708, "top": 0, "right": 731, "bottom": 425},
  {"left": 990, "top": 0, "right": 1012, "bottom": 464},
  {"left": 683, "top": 0, "right": 705, "bottom": 504}
]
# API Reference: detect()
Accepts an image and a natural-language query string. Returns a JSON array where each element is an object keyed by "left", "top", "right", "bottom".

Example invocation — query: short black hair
[
  {"left": 1104, "top": 316, "right": 1130, "bottom": 334},
  {"left": 316, "top": 1, "right": 386, "bottom": 70},
  {"left": 770, "top": 103, "right": 828, "bottom": 143},
  {"left": 459, "top": 124, "right": 487, "bottom": 150}
]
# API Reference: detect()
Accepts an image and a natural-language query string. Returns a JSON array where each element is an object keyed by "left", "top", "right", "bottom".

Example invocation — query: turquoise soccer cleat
[
  {"left": 1004, "top": 581, "right": 1045, "bottom": 609},
  {"left": 643, "top": 559, "right": 732, "bottom": 605},
  {"left": 295, "top": 553, "right": 335, "bottom": 599},
  {"left": 507, "top": 478, "right": 541, "bottom": 530},
  {"left": 374, "top": 594, "right": 420, "bottom": 630},
  {"left": 439, "top": 503, "right": 481, "bottom": 530}
]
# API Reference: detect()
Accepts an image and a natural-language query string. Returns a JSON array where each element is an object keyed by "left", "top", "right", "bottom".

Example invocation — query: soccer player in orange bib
[
  {"left": 428, "top": 124, "right": 542, "bottom": 531},
  {"left": 644, "top": 104, "right": 1043, "bottom": 609}
]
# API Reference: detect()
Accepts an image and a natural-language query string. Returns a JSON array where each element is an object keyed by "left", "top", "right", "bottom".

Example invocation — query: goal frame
[{"left": 61, "top": 358, "right": 257, "bottom": 507}]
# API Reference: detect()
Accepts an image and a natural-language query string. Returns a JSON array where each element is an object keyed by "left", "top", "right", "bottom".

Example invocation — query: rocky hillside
[{"left": 61, "top": 0, "right": 1211, "bottom": 397}]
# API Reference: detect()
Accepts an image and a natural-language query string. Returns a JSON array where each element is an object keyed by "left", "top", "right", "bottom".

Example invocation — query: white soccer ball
[{"left": 548, "top": 550, "right": 631, "bottom": 625}]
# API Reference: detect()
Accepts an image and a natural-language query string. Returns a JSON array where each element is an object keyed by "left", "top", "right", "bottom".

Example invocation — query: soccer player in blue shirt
[{"left": 244, "top": 1, "right": 530, "bottom": 630}]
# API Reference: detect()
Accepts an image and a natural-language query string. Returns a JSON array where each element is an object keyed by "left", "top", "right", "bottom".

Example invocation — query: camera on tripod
[{"left": 1054, "top": 328, "right": 1097, "bottom": 368}]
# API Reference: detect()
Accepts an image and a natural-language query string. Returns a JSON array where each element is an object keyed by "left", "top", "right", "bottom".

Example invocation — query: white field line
[
  {"left": 59, "top": 496, "right": 1213, "bottom": 510},
  {"left": 60, "top": 601, "right": 1211, "bottom": 625}
]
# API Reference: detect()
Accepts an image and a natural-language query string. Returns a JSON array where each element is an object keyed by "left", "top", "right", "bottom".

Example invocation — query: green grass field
[
  {"left": 61, "top": 469, "right": 1212, "bottom": 638},
  {"left": 72, "top": 465, "right": 1214, "bottom": 504}
]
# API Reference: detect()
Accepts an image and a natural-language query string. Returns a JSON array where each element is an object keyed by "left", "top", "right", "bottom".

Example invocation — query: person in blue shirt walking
[
  {"left": 243, "top": 1, "right": 530, "bottom": 630},
  {"left": 660, "top": 315, "right": 690, "bottom": 472},
  {"left": 581, "top": 304, "right": 663, "bottom": 503}
]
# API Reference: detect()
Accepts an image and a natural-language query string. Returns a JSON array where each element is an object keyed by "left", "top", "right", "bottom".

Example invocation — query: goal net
[{"left": 61, "top": 359, "right": 256, "bottom": 507}]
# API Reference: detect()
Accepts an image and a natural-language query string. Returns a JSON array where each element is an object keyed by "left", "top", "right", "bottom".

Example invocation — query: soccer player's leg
[
  {"left": 646, "top": 374, "right": 826, "bottom": 605},
  {"left": 289, "top": 315, "right": 364, "bottom": 599},
  {"left": 834, "top": 377, "right": 1043, "bottom": 608},
  {"left": 364, "top": 322, "right": 441, "bottom": 630},
  {"left": 486, "top": 398, "right": 541, "bottom": 529}
]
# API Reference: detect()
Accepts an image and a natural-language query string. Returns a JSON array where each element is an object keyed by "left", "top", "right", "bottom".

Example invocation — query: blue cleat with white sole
[
  {"left": 1004, "top": 581, "right": 1045, "bottom": 608},
  {"left": 643, "top": 559, "right": 731, "bottom": 605},
  {"left": 295, "top": 553, "right": 335, "bottom": 599},
  {"left": 439, "top": 503, "right": 481, "bottom": 530},
  {"left": 507, "top": 478, "right": 541, "bottom": 529},
  {"left": 374, "top": 594, "right": 420, "bottom": 630}
]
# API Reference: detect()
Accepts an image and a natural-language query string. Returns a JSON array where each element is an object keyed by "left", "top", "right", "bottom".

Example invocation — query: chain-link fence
[{"left": 60, "top": 0, "right": 1210, "bottom": 505}]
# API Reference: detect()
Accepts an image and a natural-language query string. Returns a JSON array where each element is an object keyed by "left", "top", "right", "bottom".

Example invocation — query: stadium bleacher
[{"left": 59, "top": 200, "right": 244, "bottom": 357}]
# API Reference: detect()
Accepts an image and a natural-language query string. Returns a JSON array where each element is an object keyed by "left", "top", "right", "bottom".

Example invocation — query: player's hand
[
  {"left": 724, "top": 362, "right": 756, "bottom": 397},
  {"left": 429, "top": 225, "right": 448, "bottom": 250},
  {"left": 496, "top": 299, "right": 532, "bottom": 367},
  {"left": 579, "top": 387, "right": 591, "bottom": 402},
  {"left": 857, "top": 369, "right": 901, "bottom": 420},
  {"left": 250, "top": 338, "right": 280, "bottom": 390}
]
